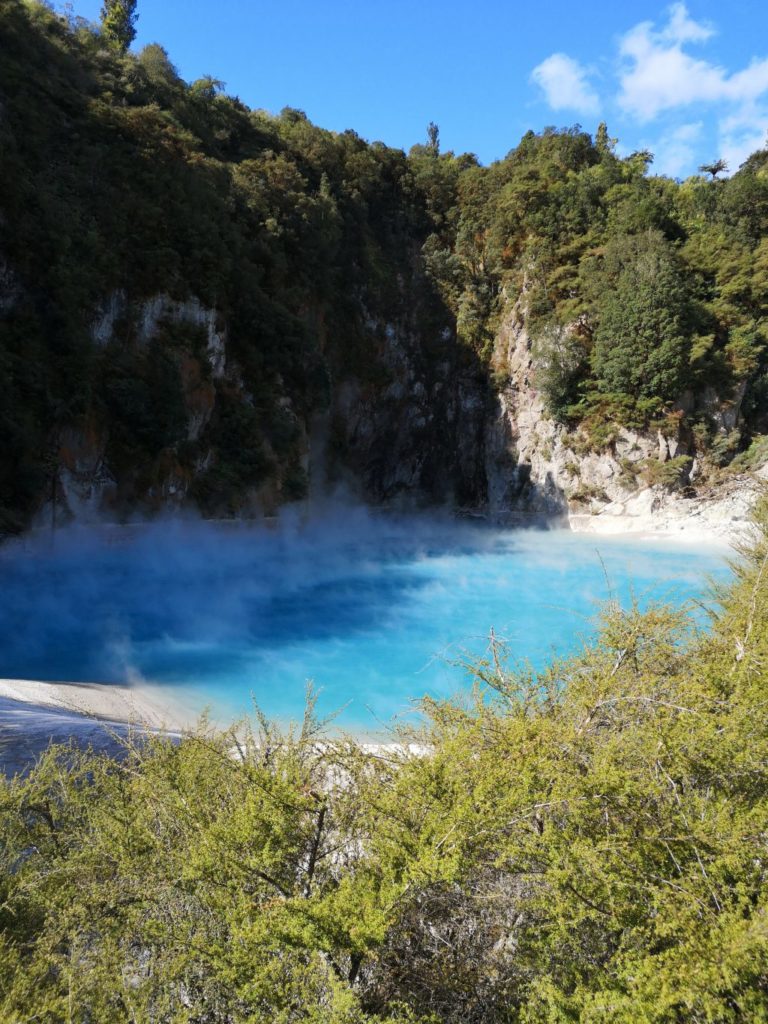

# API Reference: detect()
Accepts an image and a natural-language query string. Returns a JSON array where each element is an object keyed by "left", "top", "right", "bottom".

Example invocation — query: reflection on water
[{"left": 0, "top": 508, "right": 731, "bottom": 729}]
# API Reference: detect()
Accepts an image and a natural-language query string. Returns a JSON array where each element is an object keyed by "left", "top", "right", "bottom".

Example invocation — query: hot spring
[{"left": 0, "top": 508, "right": 732, "bottom": 732}]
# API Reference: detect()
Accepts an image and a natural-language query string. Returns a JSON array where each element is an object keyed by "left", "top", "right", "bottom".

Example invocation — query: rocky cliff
[
  {"left": 485, "top": 297, "right": 765, "bottom": 540},
  {"left": 37, "top": 277, "right": 764, "bottom": 542},
  {"left": 28, "top": 282, "right": 493, "bottom": 530}
]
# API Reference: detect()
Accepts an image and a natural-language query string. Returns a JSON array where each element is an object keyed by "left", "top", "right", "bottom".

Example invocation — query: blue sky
[{"left": 68, "top": 0, "right": 768, "bottom": 176}]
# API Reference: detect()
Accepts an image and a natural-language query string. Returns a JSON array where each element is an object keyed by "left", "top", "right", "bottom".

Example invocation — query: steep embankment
[
  {"left": 2, "top": 1, "right": 768, "bottom": 538},
  {"left": 485, "top": 297, "right": 765, "bottom": 539}
]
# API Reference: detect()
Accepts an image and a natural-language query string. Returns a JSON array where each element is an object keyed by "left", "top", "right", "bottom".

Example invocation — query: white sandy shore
[
  {"left": 568, "top": 513, "right": 747, "bottom": 546},
  {"left": 0, "top": 679, "right": 198, "bottom": 775},
  {"left": 0, "top": 678, "right": 186, "bottom": 729},
  {"left": 0, "top": 679, "right": 410, "bottom": 775}
]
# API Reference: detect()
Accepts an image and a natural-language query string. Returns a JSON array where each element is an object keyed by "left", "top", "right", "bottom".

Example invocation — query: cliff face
[
  {"left": 32, "top": 283, "right": 493, "bottom": 529},
  {"left": 484, "top": 298, "right": 764, "bottom": 538},
  {"left": 39, "top": 278, "right": 762, "bottom": 540},
  {"left": 2, "top": 237, "right": 752, "bottom": 537},
  {"left": 49, "top": 292, "right": 228, "bottom": 525},
  {"left": 317, "top": 320, "right": 489, "bottom": 512}
]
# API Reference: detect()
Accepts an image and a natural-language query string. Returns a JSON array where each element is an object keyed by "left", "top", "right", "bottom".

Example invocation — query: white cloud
[
  {"left": 526, "top": 4, "right": 768, "bottom": 176},
  {"left": 618, "top": 3, "right": 768, "bottom": 121},
  {"left": 530, "top": 53, "right": 600, "bottom": 115},
  {"left": 650, "top": 121, "right": 702, "bottom": 177},
  {"left": 719, "top": 105, "right": 768, "bottom": 171},
  {"left": 661, "top": 2, "right": 714, "bottom": 45}
]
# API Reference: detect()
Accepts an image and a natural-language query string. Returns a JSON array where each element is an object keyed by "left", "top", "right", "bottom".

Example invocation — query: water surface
[{"left": 0, "top": 509, "right": 731, "bottom": 731}]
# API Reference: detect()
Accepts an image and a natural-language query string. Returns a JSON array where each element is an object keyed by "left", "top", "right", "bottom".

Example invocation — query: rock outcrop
[
  {"left": 38, "top": 286, "right": 493, "bottom": 527},
  {"left": 485, "top": 298, "right": 764, "bottom": 541},
  {"left": 29, "top": 283, "right": 766, "bottom": 542},
  {"left": 318, "top": 317, "right": 489, "bottom": 511}
]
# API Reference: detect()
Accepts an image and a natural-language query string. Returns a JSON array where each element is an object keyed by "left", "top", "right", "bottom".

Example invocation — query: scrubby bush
[{"left": 641, "top": 453, "right": 692, "bottom": 488}]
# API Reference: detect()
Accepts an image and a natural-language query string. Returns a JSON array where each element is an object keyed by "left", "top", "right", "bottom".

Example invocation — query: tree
[
  {"left": 591, "top": 231, "right": 693, "bottom": 403},
  {"left": 426, "top": 121, "right": 440, "bottom": 156},
  {"left": 190, "top": 75, "right": 225, "bottom": 101},
  {"left": 137, "top": 43, "right": 180, "bottom": 87},
  {"left": 699, "top": 158, "right": 728, "bottom": 179},
  {"left": 532, "top": 322, "right": 589, "bottom": 420},
  {"left": 595, "top": 121, "right": 617, "bottom": 156},
  {"left": 100, "top": 0, "right": 137, "bottom": 53},
  {"left": 625, "top": 148, "right": 654, "bottom": 178}
]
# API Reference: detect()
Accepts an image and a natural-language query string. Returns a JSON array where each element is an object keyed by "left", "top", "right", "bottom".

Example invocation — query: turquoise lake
[{"left": 0, "top": 509, "right": 733, "bottom": 732}]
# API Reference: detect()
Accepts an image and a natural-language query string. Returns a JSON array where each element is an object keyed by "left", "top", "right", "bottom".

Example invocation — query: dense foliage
[
  {"left": 428, "top": 126, "right": 768, "bottom": 438},
  {"left": 0, "top": 0, "right": 451, "bottom": 531},
  {"left": 2, "top": 514, "right": 768, "bottom": 1021},
  {"left": 3, "top": 0, "right": 768, "bottom": 533},
  {"left": 99, "top": 0, "right": 137, "bottom": 52}
]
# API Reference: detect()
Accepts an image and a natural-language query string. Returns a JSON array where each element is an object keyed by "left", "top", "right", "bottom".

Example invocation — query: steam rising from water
[{"left": 0, "top": 507, "right": 730, "bottom": 731}]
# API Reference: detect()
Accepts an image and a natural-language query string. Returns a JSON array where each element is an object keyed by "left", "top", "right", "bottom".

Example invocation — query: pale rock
[
  {"left": 91, "top": 291, "right": 227, "bottom": 379},
  {"left": 136, "top": 293, "right": 227, "bottom": 379},
  {"left": 699, "top": 382, "right": 747, "bottom": 434},
  {"left": 91, "top": 289, "right": 126, "bottom": 345}
]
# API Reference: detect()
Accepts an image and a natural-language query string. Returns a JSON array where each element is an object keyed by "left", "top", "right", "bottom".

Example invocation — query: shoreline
[
  {"left": 0, "top": 678, "right": 187, "bottom": 729},
  {"left": 567, "top": 511, "right": 750, "bottom": 546},
  {"left": 567, "top": 480, "right": 761, "bottom": 547},
  {"left": 0, "top": 509, "right": 746, "bottom": 772},
  {"left": 0, "top": 679, "right": 193, "bottom": 776},
  {"left": 0, "top": 679, "right": 402, "bottom": 774}
]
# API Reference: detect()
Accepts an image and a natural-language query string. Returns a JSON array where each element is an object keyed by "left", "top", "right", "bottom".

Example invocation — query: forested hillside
[
  {"left": 3, "top": 0, "right": 768, "bottom": 534},
  {"left": 0, "top": 0, "right": 473, "bottom": 531}
]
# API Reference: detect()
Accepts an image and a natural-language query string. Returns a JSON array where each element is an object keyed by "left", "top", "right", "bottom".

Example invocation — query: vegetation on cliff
[
  {"left": 2, "top": 514, "right": 768, "bottom": 1021},
  {"left": 430, "top": 126, "right": 768, "bottom": 438},
  {"left": 0, "top": 0, "right": 452, "bottom": 531},
  {"left": 3, "top": 0, "right": 768, "bottom": 533}
]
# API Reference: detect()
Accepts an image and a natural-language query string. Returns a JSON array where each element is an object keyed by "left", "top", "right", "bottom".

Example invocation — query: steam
[{"left": 0, "top": 505, "right": 729, "bottom": 730}]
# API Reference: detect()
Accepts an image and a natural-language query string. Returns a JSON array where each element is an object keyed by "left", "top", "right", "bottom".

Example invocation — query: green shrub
[
  {"left": 641, "top": 454, "right": 692, "bottom": 488},
  {"left": 731, "top": 434, "right": 768, "bottom": 472}
]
